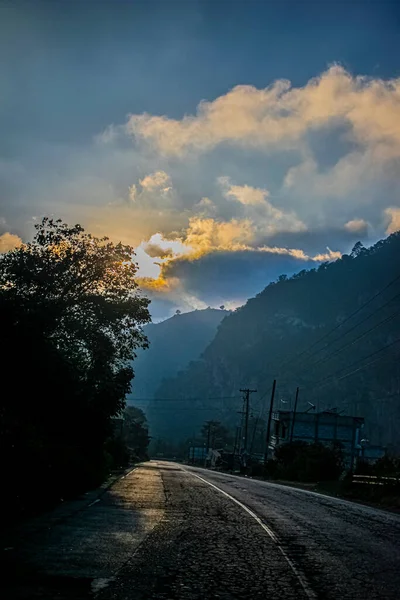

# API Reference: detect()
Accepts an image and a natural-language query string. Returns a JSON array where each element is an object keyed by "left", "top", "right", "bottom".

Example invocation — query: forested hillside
[
  {"left": 151, "top": 234, "right": 400, "bottom": 449},
  {"left": 128, "top": 308, "right": 229, "bottom": 403}
]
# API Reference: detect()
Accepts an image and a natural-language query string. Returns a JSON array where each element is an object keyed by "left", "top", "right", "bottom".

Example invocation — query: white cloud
[
  {"left": 128, "top": 184, "right": 137, "bottom": 203},
  {"left": 258, "top": 245, "right": 341, "bottom": 262},
  {"left": 385, "top": 207, "right": 400, "bottom": 234},
  {"left": 123, "top": 170, "right": 175, "bottom": 216},
  {"left": 218, "top": 177, "right": 307, "bottom": 235},
  {"left": 344, "top": 219, "right": 369, "bottom": 233},
  {"left": 283, "top": 148, "right": 391, "bottom": 202},
  {"left": 139, "top": 170, "right": 171, "bottom": 192},
  {"left": 195, "top": 197, "right": 217, "bottom": 217},
  {"left": 0, "top": 232, "right": 22, "bottom": 253},
  {"left": 220, "top": 178, "right": 269, "bottom": 205},
  {"left": 183, "top": 216, "right": 255, "bottom": 253},
  {"left": 127, "top": 66, "right": 400, "bottom": 159}
]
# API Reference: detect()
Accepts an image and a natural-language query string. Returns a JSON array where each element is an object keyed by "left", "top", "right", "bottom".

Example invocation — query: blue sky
[{"left": 1, "top": 0, "right": 400, "bottom": 318}]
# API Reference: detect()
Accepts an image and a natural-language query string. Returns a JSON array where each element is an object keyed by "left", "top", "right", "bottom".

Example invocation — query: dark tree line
[{"left": 0, "top": 218, "right": 150, "bottom": 520}]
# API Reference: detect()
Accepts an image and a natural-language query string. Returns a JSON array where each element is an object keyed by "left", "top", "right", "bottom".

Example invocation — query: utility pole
[
  {"left": 290, "top": 387, "right": 299, "bottom": 444},
  {"left": 239, "top": 388, "right": 257, "bottom": 453},
  {"left": 204, "top": 420, "right": 213, "bottom": 467},
  {"left": 233, "top": 425, "right": 241, "bottom": 459},
  {"left": 264, "top": 379, "right": 277, "bottom": 465}
]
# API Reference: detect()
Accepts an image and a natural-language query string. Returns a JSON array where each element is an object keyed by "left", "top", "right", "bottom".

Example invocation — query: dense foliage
[
  {"left": 154, "top": 233, "right": 400, "bottom": 450},
  {"left": 123, "top": 406, "right": 151, "bottom": 460},
  {"left": 0, "top": 218, "right": 150, "bottom": 519},
  {"left": 271, "top": 441, "right": 345, "bottom": 482}
]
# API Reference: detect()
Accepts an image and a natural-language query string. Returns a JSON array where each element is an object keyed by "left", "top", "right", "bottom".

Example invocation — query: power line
[
  {"left": 339, "top": 390, "right": 400, "bottom": 413},
  {"left": 254, "top": 276, "right": 400, "bottom": 405},
  {"left": 239, "top": 388, "right": 257, "bottom": 453},
  {"left": 303, "top": 337, "right": 400, "bottom": 393},
  {"left": 310, "top": 307, "right": 400, "bottom": 370},
  {"left": 249, "top": 395, "right": 267, "bottom": 454},
  {"left": 128, "top": 396, "right": 241, "bottom": 402},
  {"left": 276, "top": 272, "right": 400, "bottom": 375},
  {"left": 135, "top": 406, "right": 232, "bottom": 411},
  {"left": 292, "top": 291, "right": 400, "bottom": 371}
]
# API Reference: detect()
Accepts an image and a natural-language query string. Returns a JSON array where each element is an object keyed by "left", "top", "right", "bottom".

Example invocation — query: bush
[
  {"left": 250, "top": 463, "right": 266, "bottom": 477},
  {"left": 274, "top": 441, "right": 344, "bottom": 482},
  {"left": 104, "top": 437, "right": 130, "bottom": 470}
]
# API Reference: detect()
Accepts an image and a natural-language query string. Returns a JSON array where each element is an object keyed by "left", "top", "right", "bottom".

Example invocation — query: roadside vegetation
[{"left": 0, "top": 218, "right": 151, "bottom": 521}]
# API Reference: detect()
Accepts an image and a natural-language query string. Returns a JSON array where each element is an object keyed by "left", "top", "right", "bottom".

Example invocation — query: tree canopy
[{"left": 0, "top": 218, "right": 150, "bottom": 518}]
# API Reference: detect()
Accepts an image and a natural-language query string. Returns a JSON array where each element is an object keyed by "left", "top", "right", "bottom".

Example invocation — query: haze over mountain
[
  {"left": 150, "top": 233, "right": 400, "bottom": 450},
  {"left": 128, "top": 307, "right": 229, "bottom": 408}
]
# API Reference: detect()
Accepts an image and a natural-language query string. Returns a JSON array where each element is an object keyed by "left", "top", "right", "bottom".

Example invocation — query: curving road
[{"left": 2, "top": 461, "right": 400, "bottom": 599}]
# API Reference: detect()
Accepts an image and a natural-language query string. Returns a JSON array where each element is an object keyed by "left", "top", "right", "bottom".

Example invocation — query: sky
[{"left": 1, "top": 0, "right": 400, "bottom": 319}]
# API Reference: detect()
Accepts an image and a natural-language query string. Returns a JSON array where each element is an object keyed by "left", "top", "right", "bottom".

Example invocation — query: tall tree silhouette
[{"left": 0, "top": 218, "right": 150, "bottom": 518}]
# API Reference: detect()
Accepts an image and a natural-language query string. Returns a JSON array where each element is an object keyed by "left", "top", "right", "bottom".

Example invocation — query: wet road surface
[{"left": 2, "top": 461, "right": 400, "bottom": 599}]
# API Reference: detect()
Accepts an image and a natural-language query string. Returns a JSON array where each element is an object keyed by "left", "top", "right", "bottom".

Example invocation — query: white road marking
[
  {"left": 121, "top": 467, "right": 137, "bottom": 480},
  {"left": 184, "top": 465, "right": 400, "bottom": 520},
  {"left": 187, "top": 470, "right": 317, "bottom": 600},
  {"left": 91, "top": 577, "right": 114, "bottom": 593},
  {"left": 88, "top": 498, "right": 100, "bottom": 507}
]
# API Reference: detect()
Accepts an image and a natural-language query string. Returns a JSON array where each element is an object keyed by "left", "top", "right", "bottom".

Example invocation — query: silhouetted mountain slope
[
  {"left": 152, "top": 234, "right": 400, "bottom": 449},
  {"left": 128, "top": 308, "right": 229, "bottom": 404}
]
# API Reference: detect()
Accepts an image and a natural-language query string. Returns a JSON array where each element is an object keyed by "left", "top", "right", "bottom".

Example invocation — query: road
[{"left": 2, "top": 461, "right": 400, "bottom": 599}]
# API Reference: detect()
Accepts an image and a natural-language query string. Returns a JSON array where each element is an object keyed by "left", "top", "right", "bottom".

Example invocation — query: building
[
  {"left": 360, "top": 443, "right": 386, "bottom": 463},
  {"left": 270, "top": 410, "right": 365, "bottom": 468},
  {"left": 188, "top": 446, "right": 207, "bottom": 464}
]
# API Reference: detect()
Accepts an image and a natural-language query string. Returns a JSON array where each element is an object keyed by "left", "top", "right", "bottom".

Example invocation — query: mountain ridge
[
  {"left": 128, "top": 307, "right": 230, "bottom": 405},
  {"left": 151, "top": 234, "right": 400, "bottom": 449}
]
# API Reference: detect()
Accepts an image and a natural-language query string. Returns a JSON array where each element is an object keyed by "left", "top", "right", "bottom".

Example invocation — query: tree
[
  {"left": 0, "top": 218, "right": 151, "bottom": 517},
  {"left": 201, "top": 420, "right": 231, "bottom": 448},
  {"left": 123, "top": 406, "right": 150, "bottom": 459},
  {"left": 350, "top": 241, "right": 366, "bottom": 258}
]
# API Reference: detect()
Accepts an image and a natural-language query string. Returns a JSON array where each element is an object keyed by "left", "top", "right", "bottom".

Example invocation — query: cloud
[
  {"left": 219, "top": 177, "right": 269, "bottom": 205},
  {"left": 194, "top": 197, "right": 217, "bottom": 217},
  {"left": 144, "top": 243, "right": 174, "bottom": 259},
  {"left": 283, "top": 149, "right": 394, "bottom": 202},
  {"left": 127, "top": 66, "right": 400, "bottom": 158},
  {"left": 136, "top": 216, "right": 342, "bottom": 315},
  {"left": 139, "top": 170, "right": 171, "bottom": 192},
  {"left": 344, "top": 219, "right": 369, "bottom": 233},
  {"left": 0, "top": 232, "right": 22, "bottom": 252},
  {"left": 218, "top": 177, "right": 306, "bottom": 235},
  {"left": 123, "top": 170, "right": 175, "bottom": 214},
  {"left": 3, "top": 65, "right": 400, "bottom": 320},
  {"left": 180, "top": 216, "right": 254, "bottom": 253},
  {"left": 128, "top": 184, "right": 138, "bottom": 203},
  {"left": 155, "top": 247, "right": 340, "bottom": 309},
  {"left": 385, "top": 207, "right": 400, "bottom": 234}
]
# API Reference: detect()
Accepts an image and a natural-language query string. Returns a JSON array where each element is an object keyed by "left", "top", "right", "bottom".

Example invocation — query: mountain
[
  {"left": 128, "top": 307, "right": 230, "bottom": 406},
  {"left": 152, "top": 234, "right": 400, "bottom": 450}
]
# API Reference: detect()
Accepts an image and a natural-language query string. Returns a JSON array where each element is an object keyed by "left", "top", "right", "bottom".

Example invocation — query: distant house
[
  {"left": 270, "top": 410, "right": 365, "bottom": 468},
  {"left": 360, "top": 444, "right": 386, "bottom": 463},
  {"left": 189, "top": 446, "right": 208, "bottom": 463}
]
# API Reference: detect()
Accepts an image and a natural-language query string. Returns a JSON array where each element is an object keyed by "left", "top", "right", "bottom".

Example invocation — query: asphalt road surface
[{"left": 2, "top": 461, "right": 400, "bottom": 599}]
